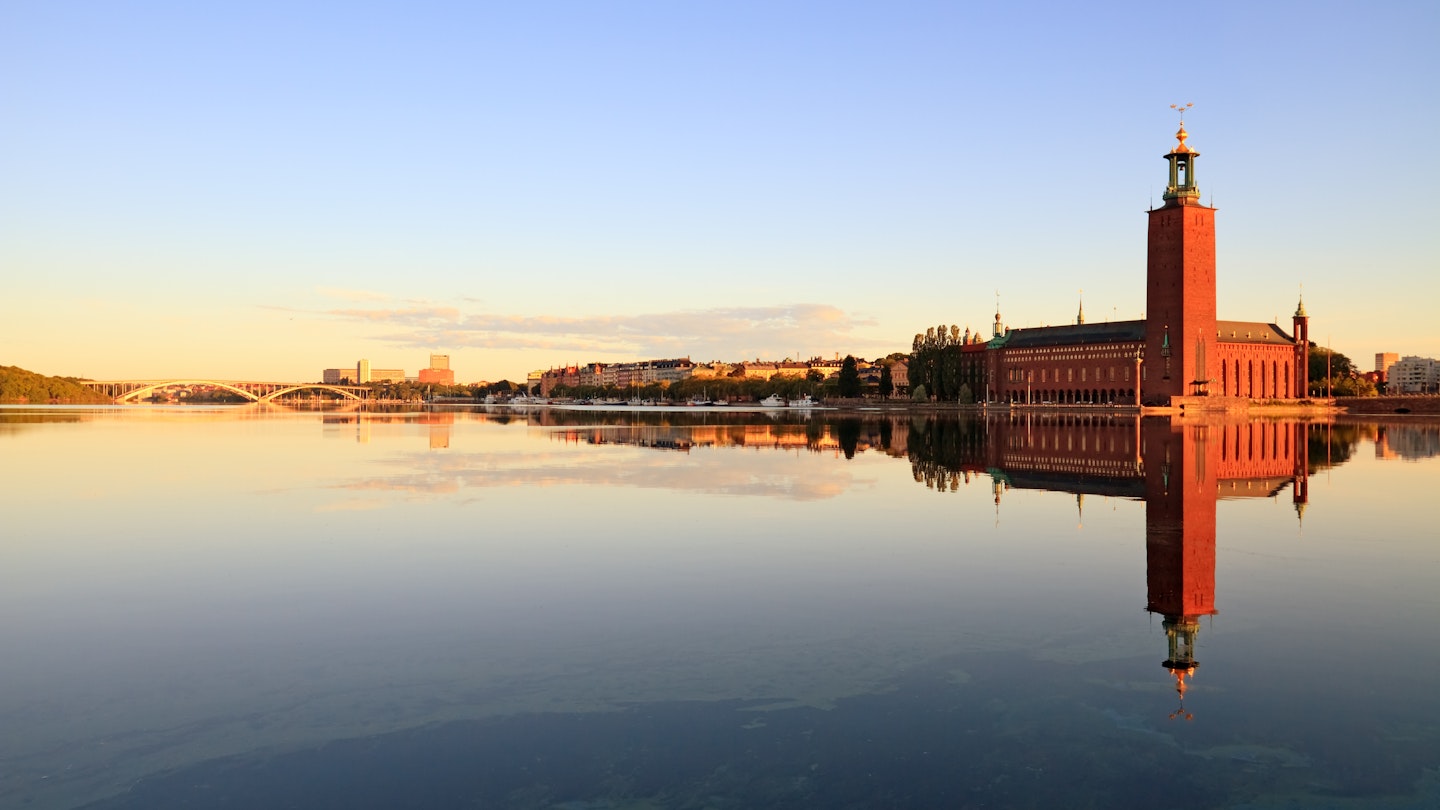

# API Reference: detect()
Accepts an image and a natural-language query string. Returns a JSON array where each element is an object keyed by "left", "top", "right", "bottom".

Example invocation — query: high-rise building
[
  {"left": 357, "top": 359, "right": 371, "bottom": 384},
  {"left": 1375, "top": 353, "right": 1399, "bottom": 378},
  {"left": 419, "top": 354, "right": 455, "bottom": 385}
]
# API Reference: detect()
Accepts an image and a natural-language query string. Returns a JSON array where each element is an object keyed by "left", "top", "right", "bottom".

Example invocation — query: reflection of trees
[
  {"left": 544, "top": 414, "right": 913, "bottom": 458},
  {"left": 907, "top": 416, "right": 988, "bottom": 492},
  {"left": 476, "top": 408, "right": 827, "bottom": 430},
  {"left": 1307, "top": 424, "right": 1364, "bottom": 470},
  {"left": 836, "top": 418, "right": 862, "bottom": 459}
]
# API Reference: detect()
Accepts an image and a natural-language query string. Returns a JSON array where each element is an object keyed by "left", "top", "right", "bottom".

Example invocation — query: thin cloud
[{"left": 319, "top": 303, "right": 883, "bottom": 359}]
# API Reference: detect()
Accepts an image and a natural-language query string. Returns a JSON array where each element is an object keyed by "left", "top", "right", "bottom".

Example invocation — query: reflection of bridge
[{"left": 79, "top": 379, "right": 373, "bottom": 404}]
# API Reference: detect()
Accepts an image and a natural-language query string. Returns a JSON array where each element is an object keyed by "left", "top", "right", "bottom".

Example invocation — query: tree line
[
  {"left": 0, "top": 366, "right": 113, "bottom": 404},
  {"left": 909, "top": 325, "right": 984, "bottom": 403}
]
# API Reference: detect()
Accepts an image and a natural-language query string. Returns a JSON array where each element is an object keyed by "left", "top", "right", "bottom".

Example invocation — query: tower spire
[
  {"left": 1163, "top": 103, "right": 1201, "bottom": 204},
  {"left": 1077, "top": 289, "right": 1085, "bottom": 325}
]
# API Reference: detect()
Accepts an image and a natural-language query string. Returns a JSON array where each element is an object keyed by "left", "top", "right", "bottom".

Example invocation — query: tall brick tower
[
  {"left": 1293, "top": 297, "right": 1310, "bottom": 397},
  {"left": 1144, "top": 116, "right": 1217, "bottom": 404}
]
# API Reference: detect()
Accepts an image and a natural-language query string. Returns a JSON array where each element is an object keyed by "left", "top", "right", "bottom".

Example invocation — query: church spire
[{"left": 1076, "top": 290, "right": 1085, "bottom": 325}]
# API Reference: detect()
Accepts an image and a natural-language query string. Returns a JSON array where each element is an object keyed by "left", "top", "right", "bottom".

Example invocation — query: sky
[{"left": 3, "top": 0, "right": 1437, "bottom": 384}]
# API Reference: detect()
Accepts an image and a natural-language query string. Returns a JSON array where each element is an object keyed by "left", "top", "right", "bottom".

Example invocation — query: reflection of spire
[
  {"left": 1163, "top": 615, "right": 1200, "bottom": 721},
  {"left": 1076, "top": 493, "right": 1085, "bottom": 529},
  {"left": 993, "top": 476, "right": 1004, "bottom": 527},
  {"left": 1168, "top": 666, "right": 1195, "bottom": 722}
]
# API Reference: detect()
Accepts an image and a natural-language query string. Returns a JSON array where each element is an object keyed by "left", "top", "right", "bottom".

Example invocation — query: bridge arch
[
  {"left": 116, "top": 380, "right": 261, "bottom": 403},
  {"left": 258, "top": 385, "right": 365, "bottom": 403},
  {"left": 109, "top": 381, "right": 368, "bottom": 403}
]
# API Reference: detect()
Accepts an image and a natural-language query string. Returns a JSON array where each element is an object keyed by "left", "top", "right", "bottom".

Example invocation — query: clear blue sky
[{"left": 3, "top": 0, "right": 1436, "bottom": 383}]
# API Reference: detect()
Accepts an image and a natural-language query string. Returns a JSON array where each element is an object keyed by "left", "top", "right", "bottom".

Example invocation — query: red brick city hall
[{"left": 967, "top": 122, "right": 1309, "bottom": 408}]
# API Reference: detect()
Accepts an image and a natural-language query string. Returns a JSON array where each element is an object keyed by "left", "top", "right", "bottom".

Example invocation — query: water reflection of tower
[
  {"left": 1142, "top": 420, "right": 1217, "bottom": 720},
  {"left": 906, "top": 414, "right": 1315, "bottom": 719},
  {"left": 1140, "top": 417, "right": 1311, "bottom": 719}
]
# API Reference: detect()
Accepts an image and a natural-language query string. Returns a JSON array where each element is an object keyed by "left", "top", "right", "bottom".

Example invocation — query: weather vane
[{"left": 1170, "top": 102, "right": 1194, "bottom": 122}]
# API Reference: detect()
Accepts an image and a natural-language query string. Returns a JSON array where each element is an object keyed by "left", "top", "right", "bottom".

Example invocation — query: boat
[
  {"left": 759, "top": 394, "right": 785, "bottom": 407},
  {"left": 790, "top": 394, "right": 817, "bottom": 408}
]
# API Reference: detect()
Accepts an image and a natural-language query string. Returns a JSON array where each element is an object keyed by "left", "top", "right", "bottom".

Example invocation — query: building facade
[
  {"left": 979, "top": 123, "right": 1309, "bottom": 407},
  {"left": 1387, "top": 356, "right": 1440, "bottom": 393},
  {"left": 1375, "top": 352, "right": 1399, "bottom": 386}
]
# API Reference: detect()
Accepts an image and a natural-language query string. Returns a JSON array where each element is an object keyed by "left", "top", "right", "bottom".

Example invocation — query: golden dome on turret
[{"left": 1173, "top": 123, "right": 1192, "bottom": 154}]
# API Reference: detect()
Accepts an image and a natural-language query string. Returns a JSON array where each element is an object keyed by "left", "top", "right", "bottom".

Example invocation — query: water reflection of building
[
  {"left": 319, "top": 411, "right": 455, "bottom": 448},
  {"left": 909, "top": 414, "right": 1318, "bottom": 718},
  {"left": 549, "top": 419, "right": 893, "bottom": 460},
  {"left": 1374, "top": 424, "right": 1440, "bottom": 460}
]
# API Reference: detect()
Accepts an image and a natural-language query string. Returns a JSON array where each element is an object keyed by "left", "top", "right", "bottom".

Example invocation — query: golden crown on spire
[{"left": 1170, "top": 103, "right": 1194, "bottom": 153}]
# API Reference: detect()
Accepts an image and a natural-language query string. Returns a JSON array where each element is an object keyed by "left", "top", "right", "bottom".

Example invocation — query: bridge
[{"left": 79, "top": 379, "right": 375, "bottom": 404}]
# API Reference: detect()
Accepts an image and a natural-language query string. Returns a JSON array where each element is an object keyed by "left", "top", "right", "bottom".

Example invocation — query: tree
[
  {"left": 1309, "top": 345, "right": 1354, "bottom": 382},
  {"left": 878, "top": 364, "right": 894, "bottom": 399},
  {"left": 837, "top": 355, "right": 862, "bottom": 397}
]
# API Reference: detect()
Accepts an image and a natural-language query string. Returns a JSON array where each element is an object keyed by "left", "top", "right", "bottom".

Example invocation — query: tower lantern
[
  {"left": 1163, "top": 103, "right": 1200, "bottom": 203},
  {"left": 1164, "top": 127, "right": 1200, "bottom": 202}
]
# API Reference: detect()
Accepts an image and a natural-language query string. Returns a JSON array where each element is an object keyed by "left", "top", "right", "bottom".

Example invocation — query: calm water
[{"left": 2, "top": 405, "right": 1438, "bottom": 809}]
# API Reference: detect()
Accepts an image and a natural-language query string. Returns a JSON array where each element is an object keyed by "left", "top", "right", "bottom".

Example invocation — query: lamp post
[{"left": 1134, "top": 348, "right": 1143, "bottom": 407}]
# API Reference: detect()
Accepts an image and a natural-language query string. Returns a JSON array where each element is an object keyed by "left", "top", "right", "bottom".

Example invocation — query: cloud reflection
[{"left": 327, "top": 447, "right": 865, "bottom": 504}]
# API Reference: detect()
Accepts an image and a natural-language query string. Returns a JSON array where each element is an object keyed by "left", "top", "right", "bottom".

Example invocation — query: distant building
[
  {"left": 322, "top": 368, "right": 354, "bottom": 384},
  {"left": 889, "top": 360, "right": 909, "bottom": 392},
  {"left": 1375, "top": 352, "right": 1399, "bottom": 383},
  {"left": 370, "top": 368, "right": 405, "bottom": 383},
  {"left": 1388, "top": 356, "right": 1439, "bottom": 394},
  {"left": 541, "top": 358, "right": 695, "bottom": 394},
  {"left": 357, "top": 359, "right": 371, "bottom": 384},
  {"left": 419, "top": 354, "right": 455, "bottom": 385}
]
